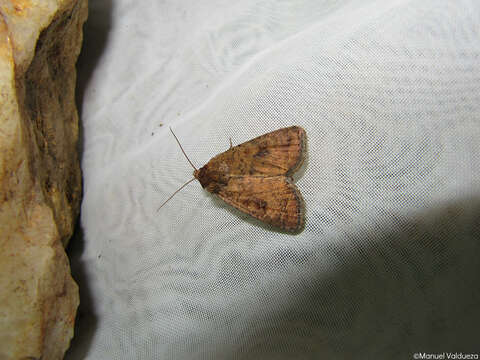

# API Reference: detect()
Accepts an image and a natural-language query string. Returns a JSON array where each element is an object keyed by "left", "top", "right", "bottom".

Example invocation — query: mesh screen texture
[{"left": 68, "top": 0, "right": 480, "bottom": 358}]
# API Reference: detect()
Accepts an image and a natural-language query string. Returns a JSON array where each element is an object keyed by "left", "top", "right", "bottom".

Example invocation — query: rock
[{"left": 0, "top": 0, "right": 87, "bottom": 359}]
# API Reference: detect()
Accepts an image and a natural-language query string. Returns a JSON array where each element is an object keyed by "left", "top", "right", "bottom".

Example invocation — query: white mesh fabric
[{"left": 68, "top": 0, "right": 480, "bottom": 358}]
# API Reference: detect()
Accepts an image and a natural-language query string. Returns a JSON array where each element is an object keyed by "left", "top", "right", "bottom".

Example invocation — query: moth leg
[{"left": 229, "top": 137, "right": 233, "bottom": 149}]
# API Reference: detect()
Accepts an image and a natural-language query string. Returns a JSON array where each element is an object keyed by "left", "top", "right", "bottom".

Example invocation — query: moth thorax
[
  {"left": 193, "top": 166, "right": 209, "bottom": 189},
  {"left": 196, "top": 166, "right": 224, "bottom": 192}
]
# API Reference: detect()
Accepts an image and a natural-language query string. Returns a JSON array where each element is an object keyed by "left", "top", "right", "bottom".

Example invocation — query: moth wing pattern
[
  {"left": 206, "top": 126, "right": 306, "bottom": 177},
  {"left": 215, "top": 175, "right": 305, "bottom": 232}
]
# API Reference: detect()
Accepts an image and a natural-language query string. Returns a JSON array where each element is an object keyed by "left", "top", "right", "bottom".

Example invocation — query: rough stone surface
[{"left": 0, "top": 0, "right": 87, "bottom": 359}]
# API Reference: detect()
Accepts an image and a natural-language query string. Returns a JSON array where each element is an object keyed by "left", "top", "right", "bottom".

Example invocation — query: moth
[{"left": 159, "top": 126, "right": 307, "bottom": 232}]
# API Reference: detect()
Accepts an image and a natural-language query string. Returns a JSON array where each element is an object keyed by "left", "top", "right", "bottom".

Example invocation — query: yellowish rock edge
[{"left": 0, "top": 0, "right": 87, "bottom": 359}]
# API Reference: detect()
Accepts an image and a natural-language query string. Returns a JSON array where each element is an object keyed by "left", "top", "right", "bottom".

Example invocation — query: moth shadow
[{"left": 291, "top": 132, "right": 309, "bottom": 184}]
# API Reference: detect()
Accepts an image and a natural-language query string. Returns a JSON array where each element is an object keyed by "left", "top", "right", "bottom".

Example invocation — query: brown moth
[{"left": 160, "top": 126, "right": 307, "bottom": 232}]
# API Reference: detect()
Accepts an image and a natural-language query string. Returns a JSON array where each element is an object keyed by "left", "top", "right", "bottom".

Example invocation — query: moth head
[{"left": 193, "top": 166, "right": 210, "bottom": 189}]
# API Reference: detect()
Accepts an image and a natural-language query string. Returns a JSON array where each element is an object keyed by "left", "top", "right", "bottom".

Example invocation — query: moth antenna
[
  {"left": 170, "top": 127, "right": 198, "bottom": 171},
  {"left": 157, "top": 177, "right": 196, "bottom": 211}
]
